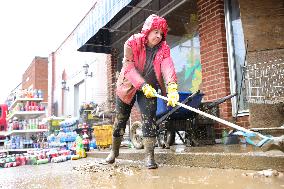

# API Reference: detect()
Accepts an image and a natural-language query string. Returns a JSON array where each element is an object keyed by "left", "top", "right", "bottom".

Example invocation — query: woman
[{"left": 105, "top": 14, "right": 179, "bottom": 169}]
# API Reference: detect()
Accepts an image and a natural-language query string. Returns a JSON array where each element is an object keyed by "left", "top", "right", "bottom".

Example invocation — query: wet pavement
[
  {"left": 0, "top": 158, "right": 283, "bottom": 189},
  {"left": 88, "top": 144, "right": 284, "bottom": 171}
]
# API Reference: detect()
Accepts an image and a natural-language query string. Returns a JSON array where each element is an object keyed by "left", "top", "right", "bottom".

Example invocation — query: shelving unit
[{"left": 4, "top": 97, "right": 47, "bottom": 153}]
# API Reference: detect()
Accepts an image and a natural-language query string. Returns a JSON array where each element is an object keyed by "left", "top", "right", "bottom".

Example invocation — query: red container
[
  {"left": 0, "top": 104, "right": 8, "bottom": 131},
  {"left": 50, "top": 153, "right": 58, "bottom": 158},
  {"left": 15, "top": 155, "right": 21, "bottom": 164},
  {"left": 20, "top": 156, "right": 26, "bottom": 165}
]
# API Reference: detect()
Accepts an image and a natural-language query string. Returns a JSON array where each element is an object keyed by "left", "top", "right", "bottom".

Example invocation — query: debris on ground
[
  {"left": 72, "top": 160, "right": 143, "bottom": 178},
  {"left": 261, "top": 136, "right": 284, "bottom": 153},
  {"left": 242, "top": 169, "right": 283, "bottom": 178}
]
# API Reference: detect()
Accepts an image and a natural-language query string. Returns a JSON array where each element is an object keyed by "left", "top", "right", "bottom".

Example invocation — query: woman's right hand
[{"left": 142, "top": 84, "right": 156, "bottom": 98}]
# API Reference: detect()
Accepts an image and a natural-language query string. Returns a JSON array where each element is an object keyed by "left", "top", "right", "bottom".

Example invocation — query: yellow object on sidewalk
[
  {"left": 93, "top": 125, "right": 113, "bottom": 148},
  {"left": 76, "top": 149, "right": 86, "bottom": 158},
  {"left": 71, "top": 155, "right": 80, "bottom": 160}
]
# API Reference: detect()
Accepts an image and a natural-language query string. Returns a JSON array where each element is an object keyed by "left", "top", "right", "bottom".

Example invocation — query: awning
[
  {"left": 77, "top": 0, "right": 192, "bottom": 54},
  {"left": 76, "top": 0, "right": 133, "bottom": 53}
]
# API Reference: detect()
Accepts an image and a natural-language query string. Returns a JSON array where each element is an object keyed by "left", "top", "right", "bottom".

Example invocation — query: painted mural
[{"left": 170, "top": 14, "right": 201, "bottom": 93}]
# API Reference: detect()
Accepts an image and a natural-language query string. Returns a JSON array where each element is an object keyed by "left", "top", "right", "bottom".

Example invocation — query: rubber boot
[
  {"left": 105, "top": 136, "right": 122, "bottom": 164},
  {"left": 143, "top": 137, "right": 158, "bottom": 169}
]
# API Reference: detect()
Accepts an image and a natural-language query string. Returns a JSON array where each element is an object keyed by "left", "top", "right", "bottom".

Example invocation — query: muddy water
[{"left": 0, "top": 158, "right": 283, "bottom": 189}]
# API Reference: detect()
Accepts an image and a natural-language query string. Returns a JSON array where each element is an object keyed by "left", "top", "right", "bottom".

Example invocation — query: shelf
[
  {"left": 0, "top": 131, "right": 8, "bottom": 136},
  {"left": 9, "top": 98, "right": 43, "bottom": 111},
  {"left": 6, "top": 129, "right": 48, "bottom": 136},
  {"left": 0, "top": 129, "right": 48, "bottom": 136},
  {"left": 7, "top": 148, "right": 36, "bottom": 152},
  {"left": 7, "top": 111, "right": 46, "bottom": 121},
  {"left": 0, "top": 149, "right": 8, "bottom": 153}
]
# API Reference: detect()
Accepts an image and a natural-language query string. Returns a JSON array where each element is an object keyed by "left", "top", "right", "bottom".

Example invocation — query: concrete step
[{"left": 87, "top": 144, "right": 284, "bottom": 171}]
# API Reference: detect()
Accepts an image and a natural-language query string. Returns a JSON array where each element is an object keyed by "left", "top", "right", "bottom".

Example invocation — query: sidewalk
[{"left": 87, "top": 144, "right": 284, "bottom": 171}]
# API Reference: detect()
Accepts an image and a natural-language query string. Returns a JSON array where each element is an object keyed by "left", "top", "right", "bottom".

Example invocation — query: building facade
[
  {"left": 48, "top": 33, "right": 108, "bottom": 117},
  {"left": 50, "top": 0, "right": 283, "bottom": 138}
]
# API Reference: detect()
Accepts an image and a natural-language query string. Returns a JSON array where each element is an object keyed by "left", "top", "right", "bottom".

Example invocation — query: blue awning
[{"left": 75, "top": 0, "right": 132, "bottom": 51}]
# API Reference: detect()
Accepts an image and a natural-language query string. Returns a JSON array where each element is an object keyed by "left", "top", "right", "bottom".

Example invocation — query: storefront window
[
  {"left": 225, "top": 0, "right": 248, "bottom": 115},
  {"left": 168, "top": 12, "right": 201, "bottom": 93},
  {"left": 170, "top": 34, "right": 201, "bottom": 92}
]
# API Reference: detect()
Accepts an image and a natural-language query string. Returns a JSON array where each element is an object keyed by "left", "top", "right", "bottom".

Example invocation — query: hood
[{"left": 141, "top": 14, "right": 168, "bottom": 40}]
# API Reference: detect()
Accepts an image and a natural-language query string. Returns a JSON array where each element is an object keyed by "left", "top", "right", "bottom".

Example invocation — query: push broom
[{"left": 155, "top": 93, "right": 283, "bottom": 152}]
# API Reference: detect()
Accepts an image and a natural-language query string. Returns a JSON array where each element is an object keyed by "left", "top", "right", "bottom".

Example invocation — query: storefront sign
[{"left": 76, "top": 0, "right": 132, "bottom": 49}]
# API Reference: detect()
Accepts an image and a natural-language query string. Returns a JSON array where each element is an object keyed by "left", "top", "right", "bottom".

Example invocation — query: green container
[
  {"left": 37, "top": 159, "right": 49, "bottom": 165},
  {"left": 30, "top": 156, "right": 37, "bottom": 165}
]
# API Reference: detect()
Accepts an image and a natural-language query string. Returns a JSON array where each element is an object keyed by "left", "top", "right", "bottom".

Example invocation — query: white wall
[{"left": 50, "top": 32, "right": 108, "bottom": 118}]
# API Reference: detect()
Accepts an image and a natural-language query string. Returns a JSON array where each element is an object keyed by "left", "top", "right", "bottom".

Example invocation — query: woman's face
[{"left": 147, "top": 29, "right": 163, "bottom": 48}]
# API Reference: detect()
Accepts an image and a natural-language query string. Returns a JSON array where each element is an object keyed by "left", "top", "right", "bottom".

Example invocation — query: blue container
[{"left": 156, "top": 92, "right": 204, "bottom": 119}]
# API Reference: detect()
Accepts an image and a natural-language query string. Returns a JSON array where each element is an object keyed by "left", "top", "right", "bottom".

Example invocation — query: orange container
[{"left": 93, "top": 125, "right": 113, "bottom": 148}]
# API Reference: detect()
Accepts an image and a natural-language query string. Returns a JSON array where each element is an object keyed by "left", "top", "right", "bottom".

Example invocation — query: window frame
[{"left": 224, "top": 0, "right": 249, "bottom": 117}]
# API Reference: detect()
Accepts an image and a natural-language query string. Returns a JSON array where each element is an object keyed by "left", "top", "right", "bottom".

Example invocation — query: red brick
[{"left": 22, "top": 56, "right": 48, "bottom": 103}]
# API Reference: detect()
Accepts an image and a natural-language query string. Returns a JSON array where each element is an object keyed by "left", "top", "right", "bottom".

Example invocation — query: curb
[{"left": 87, "top": 146, "right": 284, "bottom": 171}]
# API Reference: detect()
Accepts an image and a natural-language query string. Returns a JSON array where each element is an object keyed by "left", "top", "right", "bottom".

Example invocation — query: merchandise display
[
  {"left": 47, "top": 118, "right": 78, "bottom": 149},
  {"left": 0, "top": 96, "right": 113, "bottom": 169},
  {"left": 3, "top": 89, "right": 48, "bottom": 152},
  {"left": 0, "top": 148, "right": 83, "bottom": 168}
]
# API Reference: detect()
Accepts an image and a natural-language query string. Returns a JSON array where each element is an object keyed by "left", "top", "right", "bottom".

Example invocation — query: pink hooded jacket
[{"left": 116, "top": 14, "right": 177, "bottom": 104}]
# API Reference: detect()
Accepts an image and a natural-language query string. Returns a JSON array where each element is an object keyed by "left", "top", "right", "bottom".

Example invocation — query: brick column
[
  {"left": 107, "top": 48, "right": 142, "bottom": 125},
  {"left": 197, "top": 0, "right": 232, "bottom": 137},
  {"left": 106, "top": 48, "right": 118, "bottom": 112}
]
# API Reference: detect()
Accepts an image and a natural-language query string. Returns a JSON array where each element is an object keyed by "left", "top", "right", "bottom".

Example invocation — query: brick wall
[
  {"left": 22, "top": 56, "right": 48, "bottom": 103},
  {"left": 35, "top": 57, "right": 48, "bottom": 103},
  {"left": 22, "top": 60, "right": 35, "bottom": 90},
  {"left": 239, "top": 0, "right": 284, "bottom": 129},
  {"left": 239, "top": 0, "right": 284, "bottom": 52},
  {"left": 235, "top": 116, "right": 249, "bottom": 128},
  {"left": 197, "top": 0, "right": 233, "bottom": 137},
  {"left": 108, "top": 49, "right": 142, "bottom": 124}
]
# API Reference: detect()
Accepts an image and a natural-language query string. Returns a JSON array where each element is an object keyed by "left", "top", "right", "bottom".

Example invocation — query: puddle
[{"left": 0, "top": 158, "right": 283, "bottom": 189}]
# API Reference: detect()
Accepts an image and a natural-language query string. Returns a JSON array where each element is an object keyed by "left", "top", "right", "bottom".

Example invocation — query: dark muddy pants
[{"left": 112, "top": 91, "right": 158, "bottom": 138}]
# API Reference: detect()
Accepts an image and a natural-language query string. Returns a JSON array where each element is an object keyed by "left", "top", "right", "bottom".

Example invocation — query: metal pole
[{"left": 85, "top": 77, "right": 87, "bottom": 102}]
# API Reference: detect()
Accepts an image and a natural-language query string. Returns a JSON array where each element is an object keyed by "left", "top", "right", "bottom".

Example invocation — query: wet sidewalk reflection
[{"left": 0, "top": 158, "right": 283, "bottom": 189}]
